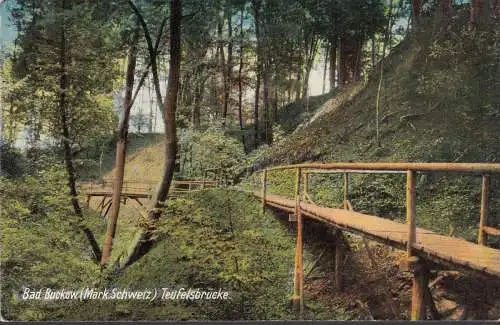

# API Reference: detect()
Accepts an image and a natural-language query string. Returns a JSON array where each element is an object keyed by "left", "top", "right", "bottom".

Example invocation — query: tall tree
[
  {"left": 11, "top": 0, "right": 120, "bottom": 262},
  {"left": 375, "top": 0, "right": 394, "bottom": 147},
  {"left": 58, "top": 0, "right": 102, "bottom": 262},
  {"left": 223, "top": 2, "right": 233, "bottom": 121},
  {"left": 252, "top": 0, "right": 262, "bottom": 148},
  {"left": 124, "top": 0, "right": 182, "bottom": 268},
  {"left": 101, "top": 23, "right": 141, "bottom": 265},
  {"left": 237, "top": 5, "right": 246, "bottom": 151}
]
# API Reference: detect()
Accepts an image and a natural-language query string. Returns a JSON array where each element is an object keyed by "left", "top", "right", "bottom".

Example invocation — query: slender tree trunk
[
  {"left": 252, "top": 0, "right": 261, "bottom": 148},
  {"left": 128, "top": 1, "right": 166, "bottom": 119},
  {"left": 338, "top": 36, "right": 346, "bottom": 86},
  {"left": 217, "top": 12, "right": 225, "bottom": 118},
  {"left": 353, "top": 39, "right": 363, "bottom": 82},
  {"left": 371, "top": 35, "right": 376, "bottom": 69},
  {"left": 273, "top": 80, "right": 278, "bottom": 123},
  {"left": 295, "top": 47, "right": 303, "bottom": 101},
  {"left": 191, "top": 70, "right": 205, "bottom": 129},
  {"left": 375, "top": 0, "right": 393, "bottom": 148},
  {"left": 470, "top": 0, "right": 485, "bottom": 27},
  {"left": 288, "top": 79, "right": 292, "bottom": 103},
  {"left": 412, "top": 0, "right": 421, "bottom": 25},
  {"left": 238, "top": 7, "right": 246, "bottom": 151},
  {"left": 123, "top": 0, "right": 182, "bottom": 268},
  {"left": 101, "top": 25, "right": 140, "bottom": 265},
  {"left": 223, "top": 4, "right": 233, "bottom": 122},
  {"left": 8, "top": 99, "right": 16, "bottom": 143},
  {"left": 58, "top": 0, "right": 101, "bottom": 262},
  {"left": 371, "top": 0, "right": 377, "bottom": 70},
  {"left": 329, "top": 37, "right": 336, "bottom": 90},
  {"left": 263, "top": 62, "right": 270, "bottom": 144},
  {"left": 254, "top": 71, "right": 261, "bottom": 148},
  {"left": 322, "top": 44, "right": 329, "bottom": 94},
  {"left": 302, "top": 37, "right": 318, "bottom": 99},
  {"left": 148, "top": 79, "right": 154, "bottom": 133}
]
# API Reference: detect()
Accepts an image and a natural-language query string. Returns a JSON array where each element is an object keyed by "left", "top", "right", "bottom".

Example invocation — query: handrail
[
  {"left": 258, "top": 162, "right": 498, "bottom": 263},
  {"left": 100, "top": 179, "right": 218, "bottom": 185},
  {"left": 265, "top": 162, "right": 500, "bottom": 173}
]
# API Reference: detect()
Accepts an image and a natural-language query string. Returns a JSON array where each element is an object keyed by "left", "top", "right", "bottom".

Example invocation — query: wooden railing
[
  {"left": 258, "top": 162, "right": 500, "bottom": 252},
  {"left": 85, "top": 178, "right": 218, "bottom": 195}
]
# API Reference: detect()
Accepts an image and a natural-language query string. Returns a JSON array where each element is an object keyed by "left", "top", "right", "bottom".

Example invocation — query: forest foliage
[{"left": 1, "top": 0, "right": 499, "bottom": 320}]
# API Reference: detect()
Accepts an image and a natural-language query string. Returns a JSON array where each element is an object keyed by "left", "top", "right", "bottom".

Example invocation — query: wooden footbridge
[
  {"left": 252, "top": 162, "right": 500, "bottom": 320},
  {"left": 83, "top": 178, "right": 217, "bottom": 218}
]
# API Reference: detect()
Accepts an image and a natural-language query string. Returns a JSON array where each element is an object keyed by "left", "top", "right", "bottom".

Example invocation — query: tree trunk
[
  {"left": 371, "top": 35, "right": 376, "bottom": 69},
  {"left": 59, "top": 0, "right": 101, "bottom": 263},
  {"left": 128, "top": 1, "right": 166, "bottom": 120},
  {"left": 470, "top": 0, "right": 485, "bottom": 27},
  {"left": 217, "top": 12, "right": 225, "bottom": 118},
  {"left": 439, "top": 0, "right": 451, "bottom": 17},
  {"left": 101, "top": 24, "right": 140, "bottom": 265},
  {"left": 412, "top": 0, "right": 421, "bottom": 25},
  {"left": 338, "top": 36, "right": 347, "bottom": 86},
  {"left": 253, "top": 0, "right": 261, "bottom": 148},
  {"left": 322, "top": 44, "right": 329, "bottom": 94},
  {"left": 353, "top": 39, "right": 363, "bottom": 82},
  {"left": 295, "top": 52, "right": 303, "bottom": 101},
  {"left": 329, "top": 37, "right": 336, "bottom": 90},
  {"left": 148, "top": 79, "right": 154, "bottom": 133},
  {"left": 253, "top": 71, "right": 261, "bottom": 148},
  {"left": 263, "top": 62, "right": 270, "bottom": 144},
  {"left": 238, "top": 6, "right": 246, "bottom": 151},
  {"left": 375, "top": 0, "right": 393, "bottom": 148},
  {"left": 123, "top": 0, "right": 182, "bottom": 268},
  {"left": 273, "top": 81, "right": 278, "bottom": 123},
  {"left": 223, "top": 4, "right": 233, "bottom": 122},
  {"left": 302, "top": 37, "right": 318, "bottom": 99},
  {"left": 191, "top": 70, "right": 205, "bottom": 129}
]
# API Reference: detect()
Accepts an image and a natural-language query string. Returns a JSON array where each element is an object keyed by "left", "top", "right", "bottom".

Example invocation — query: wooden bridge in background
[
  {"left": 252, "top": 162, "right": 500, "bottom": 320},
  {"left": 83, "top": 179, "right": 217, "bottom": 218}
]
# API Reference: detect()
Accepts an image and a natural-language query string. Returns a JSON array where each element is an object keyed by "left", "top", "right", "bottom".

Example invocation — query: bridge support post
[
  {"left": 334, "top": 232, "right": 344, "bottom": 292},
  {"left": 478, "top": 174, "right": 489, "bottom": 245},
  {"left": 406, "top": 256, "right": 428, "bottom": 320},
  {"left": 292, "top": 168, "right": 304, "bottom": 318}
]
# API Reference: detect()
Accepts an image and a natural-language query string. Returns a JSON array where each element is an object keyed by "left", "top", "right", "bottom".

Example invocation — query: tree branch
[{"left": 128, "top": 0, "right": 167, "bottom": 118}]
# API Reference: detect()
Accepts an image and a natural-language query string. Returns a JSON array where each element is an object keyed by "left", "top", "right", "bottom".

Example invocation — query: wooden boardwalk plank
[{"left": 255, "top": 192, "right": 500, "bottom": 279}]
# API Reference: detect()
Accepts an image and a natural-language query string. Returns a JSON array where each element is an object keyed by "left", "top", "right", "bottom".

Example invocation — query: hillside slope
[
  {"left": 251, "top": 13, "right": 500, "bottom": 242},
  {"left": 258, "top": 15, "right": 500, "bottom": 167}
]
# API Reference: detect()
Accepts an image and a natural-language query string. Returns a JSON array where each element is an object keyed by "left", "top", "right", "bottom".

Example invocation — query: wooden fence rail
[{"left": 256, "top": 162, "right": 500, "bottom": 320}]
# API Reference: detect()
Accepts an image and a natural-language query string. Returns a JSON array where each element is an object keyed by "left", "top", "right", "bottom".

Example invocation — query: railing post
[
  {"left": 303, "top": 172, "right": 309, "bottom": 201},
  {"left": 293, "top": 167, "right": 304, "bottom": 318},
  {"left": 405, "top": 169, "right": 426, "bottom": 320},
  {"left": 294, "top": 167, "right": 302, "bottom": 216},
  {"left": 261, "top": 170, "right": 267, "bottom": 213},
  {"left": 334, "top": 234, "right": 344, "bottom": 292},
  {"left": 343, "top": 172, "right": 349, "bottom": 209},
  {"left": 406, "top": 170, "right": 416, "bottom": 256},
  {"left": 478, "top": 174, "right": 490, "bottom": 246},
  {"left": 202, "top": 170, "right": 207, "bottom": 189}
]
